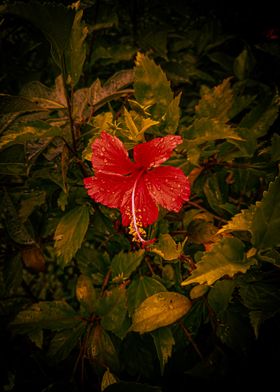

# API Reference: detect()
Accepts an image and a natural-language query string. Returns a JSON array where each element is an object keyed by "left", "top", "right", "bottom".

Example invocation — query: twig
[
  {"left": 101, "top": 269, "right": 112, "bottom": 296},
  {"left": 179, "top": 319, "right": 204, "bottom": 361},
  {"left": 187, "top": 200, "right": 228, "bottom": 223}
]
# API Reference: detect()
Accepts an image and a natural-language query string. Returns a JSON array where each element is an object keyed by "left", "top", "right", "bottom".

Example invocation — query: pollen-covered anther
[{"left": 128, "top": 218, "right": 147, "bottom": 243}]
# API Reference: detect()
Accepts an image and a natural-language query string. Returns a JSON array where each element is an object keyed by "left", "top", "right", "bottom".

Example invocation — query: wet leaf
[
  {"left": 130, "top": 292, "right": 192, "bottom": 333},
  {"left": 127, "top": 276, "right": 167, "bottom": 317}
]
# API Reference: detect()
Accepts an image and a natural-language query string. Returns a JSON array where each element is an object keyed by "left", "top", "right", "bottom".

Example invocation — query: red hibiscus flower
[{"left": 84, "top": 131, "right": 190, "bottom": 245}]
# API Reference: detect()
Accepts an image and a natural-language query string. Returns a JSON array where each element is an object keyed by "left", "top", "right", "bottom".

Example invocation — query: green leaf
[
  {"left": 0, "top": 94, "right": 46, "bottom": 115},
  {"left": 54, "top": 205, "right": 90, "bottom": 266},
  {"left": 216, "top": 304, "right": 253, "bottom": 352},
  {"left": 87, "top": 324, "right": 120, "bottom": 372},
  {"left": 249, "top": 310, "right": 267, "bottom": 339},
  {"left": 130, "top": 292, "right": 192, "bottom": 334},
  {"left": 151, "top": 234, "right": 182, "bottom": 261},
  {"left": 251, "top": 176, "right": 280, "bottom": 250},
  {"left": 77, "top": 247, "right": 110, "bottom": 276},
  {"left": 0, "top": 2, "right": 75, "bottom": 67},
  {"left": 20, "top": 79, "right": 66, "bottom": 109},
  {"left": 28, "top": 330, "right": 43, "bottom": 349},
  {"left": 151, "top": 327, "right": 175, "bottom": 374},
  {"left": 123, "top": 108, "right": 143, "bottom": 141},
  {"left": 238, "top": 94, "right": 279, "bottom": 139},
  {"left": 239, "top": 279, "right": 280, "bottom": 314},
  {"left": 0, "top": 124, "right": 61, "bottom": 150},
  {"left": 101, "top": 369, "right": 118, "bottom": 392},
  {"left": 134, "top": 52, "right": 173, "bottom": 119},
  {"left": 75, "top": 275, "right": 97, "bottom": 314},
  {"left": 64, "top": 9, "right": 88, "bottom": 86},
  {"left": 82, "top": 112, "right": 114, "bottom": 160},
  {"left": 217, "top": 204, "right": 257, "bottom": 234},
  {"left": 181, "top": 238, "right": 256, "bottom": 286},
  {"left": 203, "top": 173, "right": 227, "bottom": 215},
  {"left": 184, "top": 118, "right": 242, "bottom": 165},
  {"left": 3, "top": 191, "right": 35, "bottom": 245},
  {"left": 119, "top": 107, "right": 159, "bottom": 142},
  {"left": 195, "top": 78, "right": 233, "bottom": 121},
  {"left": 207, "top": 280, "right": 236, "bottom": 315},
  {"left": 233, "top": 47, "right": 255, "bottom": 80},
  {"left": 18, "top": 191, "right": 46, "bottom": 222},
  {"left": 10, "top": 301, "right": 80, "bottom": 333},
  {"left": 189, "top": 284, "right": 209, "bottom": 300},
  {"left": 74, "top": 71, "right": 134, "bottom": 121},
  {"left": 98, "top": 286, "right": 128, "bottom": 338},
  {"left": 161, "top": 93, "right": 181, "bottom": 134},
  {"left": 127, "top": 276, "right": 167, "bottom": 317},
  {"left": 3, "top": 253, "right": 23, "bottom": 294},
  {"left": 271, "top": 133, "right": 280, "bottom": 162},
  {"left": 111, "top": 249, "right": 145, "bottom": 281},
  {"left": 47, "top": 321, "right": 85, "bottom": 364}
]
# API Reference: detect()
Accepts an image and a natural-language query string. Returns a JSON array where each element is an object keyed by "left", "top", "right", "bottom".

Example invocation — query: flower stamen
[{"left": 131, "top": 170, "right": 147, "bottom": 243}]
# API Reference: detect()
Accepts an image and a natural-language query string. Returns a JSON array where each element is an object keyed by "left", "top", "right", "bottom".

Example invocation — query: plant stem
[
  {"left": 179, "top": 320, "right": 204, "bottom": 361},
  {"left": 61, "top": 55, "right": 77, "bottom": 153},
  {"left": 187, "top": 200, "right": 228, "bottom": 223}
]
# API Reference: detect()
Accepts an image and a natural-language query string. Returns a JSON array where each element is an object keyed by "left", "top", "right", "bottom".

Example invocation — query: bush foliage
[{"left": 1, "top": 1, "right": 280, "bottom": 391}]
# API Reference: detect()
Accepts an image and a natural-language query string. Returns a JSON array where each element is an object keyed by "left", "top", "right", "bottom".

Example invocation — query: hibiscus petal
[
  {"left": 120, "top": 175, "right": 159, "bottom": 227},
  {"left": 133, "top": 135, "right": 183, "bottom": 169},
  {"left": 91, "top": 131, "right": 135, "bottom": 175},
  {"left": 144, "top": 166, "right": 190, "bottom": 212},
  {"left": 84, "top": 172, "right": 134, "bottom": 209}
]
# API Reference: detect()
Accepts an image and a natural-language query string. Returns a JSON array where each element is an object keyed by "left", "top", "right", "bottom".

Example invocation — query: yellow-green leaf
[
  {"left": 217, "top": 204, "right": 257, "bottom": 234},
  {"left": 101, "top": 369, "right": 118, "bottom": 392},
  {"left": 189, "top": 284, "right": 209, "bottom": 299},
  {"left": 195, "top": 77, "right": 233, "bottom": 121},
  {"left": 130, "top": 292, "right": 192, "bottom": 333},
  {"left": 181, "top": 238, "right": 256, "bottom": 287},
  {"left": 151, "top": 234, "right": 182, "bottom": 261}
]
